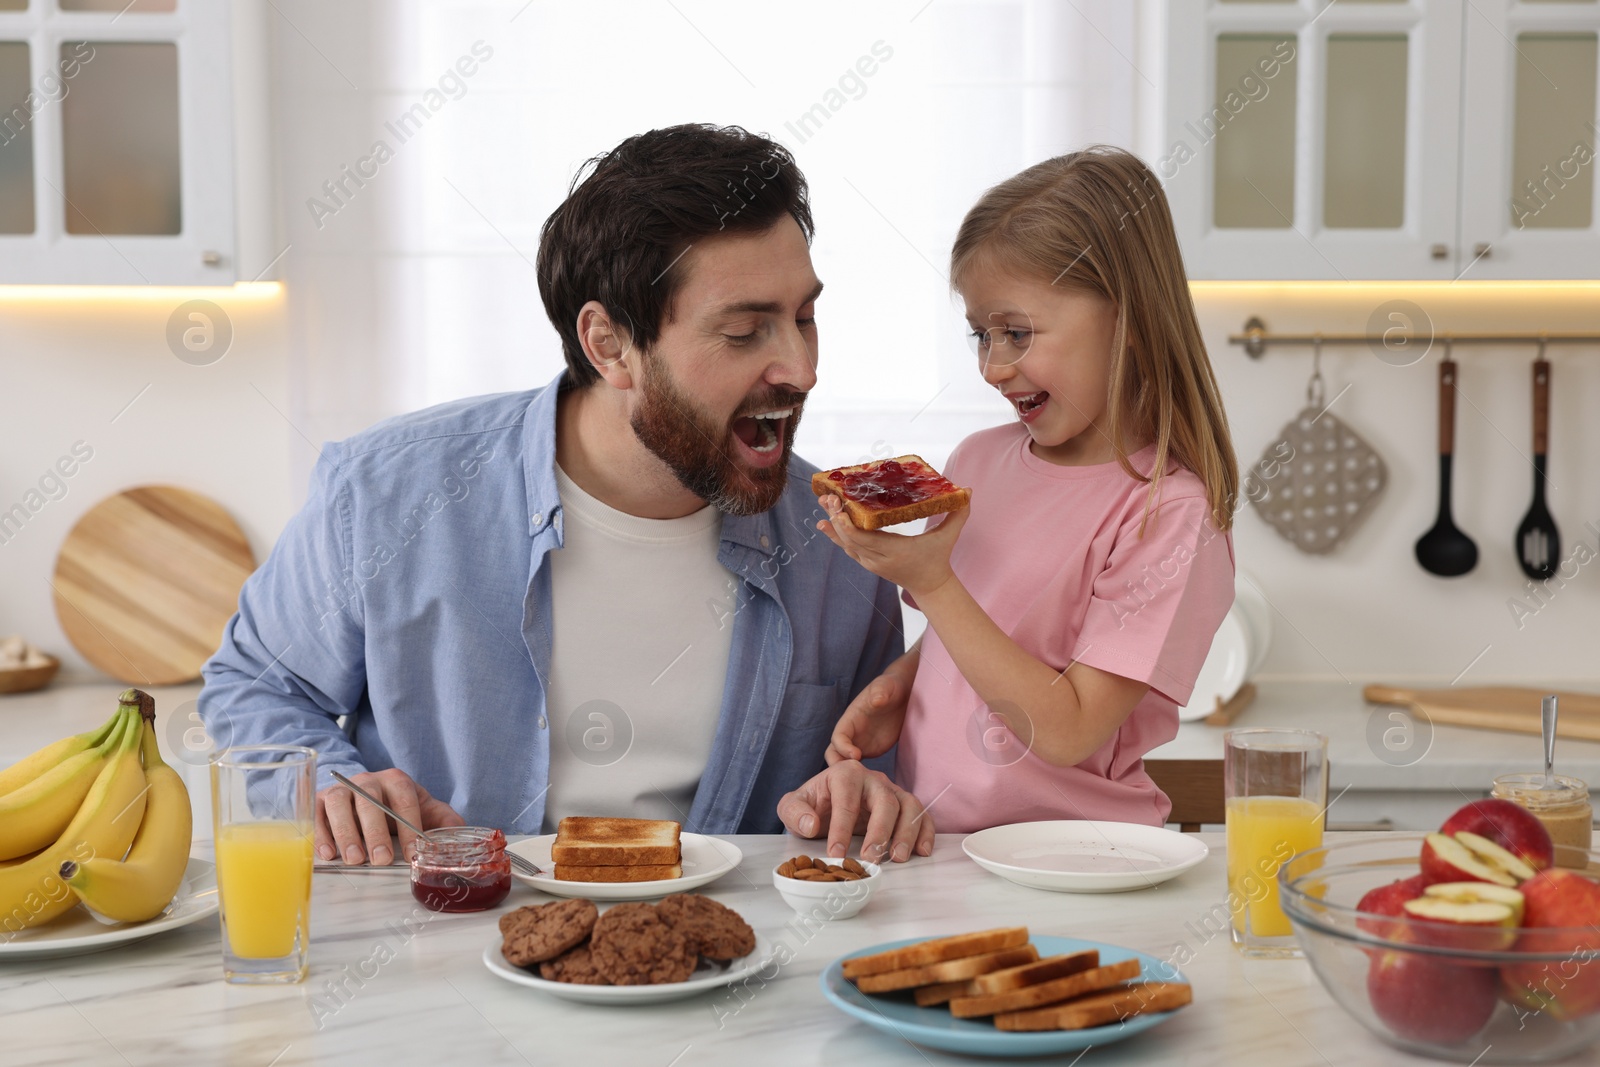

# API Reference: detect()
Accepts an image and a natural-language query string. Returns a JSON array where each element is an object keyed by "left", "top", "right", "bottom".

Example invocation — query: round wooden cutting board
[{"left": 51, "top": 486, "right": 256, "bottom": 685}]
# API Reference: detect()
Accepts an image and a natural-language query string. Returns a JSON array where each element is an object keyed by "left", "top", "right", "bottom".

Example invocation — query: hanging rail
[{"left": 1230, "top": 317, "right": 1600, "bottom": 359}]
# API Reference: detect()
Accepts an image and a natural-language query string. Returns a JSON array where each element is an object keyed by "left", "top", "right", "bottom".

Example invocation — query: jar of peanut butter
[{"left": 1492, "top": 773, "right": 1593, "bottom": 869}]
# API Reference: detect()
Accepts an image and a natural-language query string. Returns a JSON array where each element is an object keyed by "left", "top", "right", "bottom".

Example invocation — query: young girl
[{"left": 818, "top": 146, "right": 1237, "bottom": 840}]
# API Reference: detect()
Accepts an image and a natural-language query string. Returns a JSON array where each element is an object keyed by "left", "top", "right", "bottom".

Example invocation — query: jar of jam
[
  {"left": 410, "top": 827, "right": 512, "bottom": 912},
  {"left": 1492, "top": 774, "right": 1593, "bottom": 869}
]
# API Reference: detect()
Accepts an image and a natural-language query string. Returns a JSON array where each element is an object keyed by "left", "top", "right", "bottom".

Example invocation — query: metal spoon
[
  {"left": 1516, "top": 351, "right": 1560, "bottom": 580},
  {"left": 331, "top": 771, "right": 543, "bottom": 875},
  {"left": 1542, "top": 694, "right": 1559, "bottom": 789},
  {"left": 1415, "top": 352, "right": 1479, "bottom": 577}
]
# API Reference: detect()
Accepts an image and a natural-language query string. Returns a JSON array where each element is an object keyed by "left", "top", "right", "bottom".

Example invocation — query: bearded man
[{"left": 199, "top": 124, "right": 932, "bottom": 869}]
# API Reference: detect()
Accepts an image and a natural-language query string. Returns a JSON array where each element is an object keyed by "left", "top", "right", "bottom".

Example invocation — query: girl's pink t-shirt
[{"left": 898, "top": 424, "right": 1235, "bottom": 833}]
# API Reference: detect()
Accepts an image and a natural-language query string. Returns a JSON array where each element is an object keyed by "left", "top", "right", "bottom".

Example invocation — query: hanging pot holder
[{"left": 1248, "top": 340, "right": 1387, "bottom": 555}]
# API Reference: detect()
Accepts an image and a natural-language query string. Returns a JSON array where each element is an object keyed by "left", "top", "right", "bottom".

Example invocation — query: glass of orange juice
[
  {"left": 1225, "top": 728, "right": 1327, "bottom": 959},
  {"left": 211, "top": 746, "right": 315, "bottom": 983}
]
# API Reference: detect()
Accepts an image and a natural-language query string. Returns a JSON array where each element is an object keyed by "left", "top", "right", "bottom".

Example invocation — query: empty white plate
[
  {"left": 962, "top": 820, "right": 1208, "bottom": 893},
  {"left": 507, "top": 833, "right": 742, "bottom": 901}
]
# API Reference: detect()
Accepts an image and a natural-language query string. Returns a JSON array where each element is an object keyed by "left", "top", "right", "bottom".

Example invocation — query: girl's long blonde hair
[{"left": 951, "top": 145, "right": 1238, "bottom": 532}]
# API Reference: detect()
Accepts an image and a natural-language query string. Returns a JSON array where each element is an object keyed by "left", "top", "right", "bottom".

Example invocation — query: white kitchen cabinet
[
  {"left": 1458, "top": 0, "right": 1600, "bottom": 280},
  {"left": 0, "top": 0, "right": 235, "bottom": 284},
  {"left": 1164, "top": 0, "right": 1598, "bottom": 281}
]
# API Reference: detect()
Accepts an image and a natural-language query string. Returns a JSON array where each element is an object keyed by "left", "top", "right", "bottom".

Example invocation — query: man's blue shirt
[{"left": 199, "top": 372, "right": 903, "bottom": 833}]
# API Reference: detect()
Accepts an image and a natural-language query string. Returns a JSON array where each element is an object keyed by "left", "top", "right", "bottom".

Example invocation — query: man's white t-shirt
[{"left": 541, "top": 466, "right": 736, "bottom": 829}]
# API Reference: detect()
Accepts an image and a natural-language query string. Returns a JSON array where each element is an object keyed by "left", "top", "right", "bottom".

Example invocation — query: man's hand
[
  {"left": 826, "top": 671, "right": 912, "bottom": 765},
  {"left": 315, "top": 767, "right": 465, "bottom": 865},
  {"left": 776, "top": 760, "right": 934, "bottom": 865}
]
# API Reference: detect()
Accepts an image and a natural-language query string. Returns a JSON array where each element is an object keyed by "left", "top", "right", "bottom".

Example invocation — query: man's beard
[{"left": 630, "top": 357, "right": 805, "bottom": 517}]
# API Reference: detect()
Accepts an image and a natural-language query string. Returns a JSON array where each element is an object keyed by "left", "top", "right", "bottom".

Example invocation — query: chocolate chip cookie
[
  {"left": 538, "top": 943, "right": 609, "bottom": 985},
  {"left": 499, "top": 898, "right": 598, "bottom": 968},
  {"left": 656, "top": 893, "right": 756, "bottom": 961},
  {"left": 589, "top": 902, "right": 697, "bottom": 985}
]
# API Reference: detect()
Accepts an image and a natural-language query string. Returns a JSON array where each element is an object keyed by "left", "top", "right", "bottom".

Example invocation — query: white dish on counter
[
  {"left": 1177, "top": 570, "right": 1273, "bottom": 721},
  {"left": 483, "top": 932, "right": 776, "bottom": 1004},
  {"left": 0, "top": 857, "right": 217, "bottom": 959},
  {"left": 507, "top": 833, "right": 742, "bottom": 900},
  {"left": 962, "top": 820, "right": 1208, "bottom": 893}
]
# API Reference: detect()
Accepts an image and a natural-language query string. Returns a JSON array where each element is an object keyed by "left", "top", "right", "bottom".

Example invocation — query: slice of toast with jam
[{"left": 811, "top": 455, "right": 971, "bottom": 531}]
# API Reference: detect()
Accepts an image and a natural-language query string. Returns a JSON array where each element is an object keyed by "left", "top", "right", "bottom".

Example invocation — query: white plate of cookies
[{"left": 485, "top": 896, "right": 776, "bottom": 1004}]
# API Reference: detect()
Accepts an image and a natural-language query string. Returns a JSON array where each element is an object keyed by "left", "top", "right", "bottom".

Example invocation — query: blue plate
[{"left": 819, "top": 935, "right": 1188, "bottom": 1058}]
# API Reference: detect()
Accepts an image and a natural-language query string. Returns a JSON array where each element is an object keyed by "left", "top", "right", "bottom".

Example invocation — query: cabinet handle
[
  {"left": 1430, "top": 243, "right": 1448, "bottom": 259},
  {"left": 1474, "top": 242, "right": 1492, "bottom": 258},
  {"left": 1327, "top": 819, "right": 1395, "bottom": 832}
]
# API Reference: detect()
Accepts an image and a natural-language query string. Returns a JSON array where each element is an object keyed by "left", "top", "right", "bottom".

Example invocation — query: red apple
[
  {"left": 1367, "top": 933, "right": 1500, "bottom": 1045},
  {"left": 1432, "top": 799, "right": 1554, "bottom": 879},
  {"left": 1501, "top": 868, "right": 1600, "bottom": 1021},
  {"left": 1401, "top": 882, "right": 1524, "bottom": 951},
  {"left": 1357, "top": 874, "right": 1430, "bottom": 941},
  {"left": 1422, "top": 831, "right": 1540, "bottom": 888}
]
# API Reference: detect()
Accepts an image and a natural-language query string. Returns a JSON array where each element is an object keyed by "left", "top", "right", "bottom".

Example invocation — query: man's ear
[{"left": 576, "top": 301, "right": 636, "bottom": 388}]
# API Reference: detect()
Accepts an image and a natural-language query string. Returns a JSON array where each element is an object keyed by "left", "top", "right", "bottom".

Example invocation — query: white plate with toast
[
  {"left": 962, "top": 821, "right": 1207, "bottom": 893},
  {"left": 507, "top": 833, "right": 743, "bottom": 900},
  {"left": 483, "top": 932, "right": 776, "bottom": 1004}
]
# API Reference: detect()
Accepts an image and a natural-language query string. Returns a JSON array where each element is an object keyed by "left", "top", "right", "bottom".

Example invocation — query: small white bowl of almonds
[{"left": 773, "top": 855, "right": 882, "bottom": 920}]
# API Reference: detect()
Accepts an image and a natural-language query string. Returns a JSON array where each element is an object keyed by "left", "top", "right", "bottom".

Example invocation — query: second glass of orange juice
[
  {"left": 211, "top": 746, "right": 315, "bottom": 983},
  {"left": 1224, "top": 728, "right": 1327, "bottom": 958}
]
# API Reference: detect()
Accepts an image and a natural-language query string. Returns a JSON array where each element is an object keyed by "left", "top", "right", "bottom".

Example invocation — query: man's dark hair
[{"left": 537, "top": 124, "right": 814, "bottom": 388}]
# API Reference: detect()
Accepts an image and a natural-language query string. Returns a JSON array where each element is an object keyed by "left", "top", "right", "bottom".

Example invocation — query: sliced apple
[
  {"left": 1438, "top": 798, "right": 1554, "bottom": 875},
  {"left": 1421, "top": 831, "right": 1538, "bottom": 887},
  {"left": 1400, "top": 882, "right": 1524, "bottom": 951}
]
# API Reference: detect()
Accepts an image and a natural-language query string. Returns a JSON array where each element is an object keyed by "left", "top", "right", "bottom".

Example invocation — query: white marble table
[{"left": 1, "top": 830, "right": 1456, "bottom": 1067}]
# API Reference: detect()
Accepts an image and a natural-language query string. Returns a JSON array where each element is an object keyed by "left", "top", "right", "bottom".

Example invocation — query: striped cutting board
[{"left": 51, "top": 486, "right": 256, "bottom": 685}]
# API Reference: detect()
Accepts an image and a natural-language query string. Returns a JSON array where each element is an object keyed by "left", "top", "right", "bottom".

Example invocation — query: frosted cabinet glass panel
[
  {"left": 1510, "top": 33, "right": 1597, "bottom": 229},
  {"left": 59, "top": 42, "right": 181, "bottom": 235},
  {"left": 1324, "top": 35, "right": 1408, "bottom": 228},
  {"left": 59, "top": 0, "right": 176, "bottom": 11},
  {"left": 1213, "top": 35, "right": 1298, "bottom": 228},
  {"left": 0, "top": 42, "right": 33, "bottom": 234}
]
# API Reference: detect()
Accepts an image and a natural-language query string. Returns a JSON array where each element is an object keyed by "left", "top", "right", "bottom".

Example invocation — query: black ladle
[
  {"left": 1516, "top": 354, "right": 1560, "bottom": 580},
  {"left": 1415, "top": 354, "right": 1478, "bottom": 577}
]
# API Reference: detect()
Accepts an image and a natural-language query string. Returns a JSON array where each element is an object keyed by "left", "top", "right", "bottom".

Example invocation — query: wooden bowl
[{"left": 0, "top": 653, "right": 60, "bottom": 694}]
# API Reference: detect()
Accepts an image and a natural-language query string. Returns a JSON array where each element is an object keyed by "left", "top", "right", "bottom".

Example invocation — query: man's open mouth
[{"left": 732, "top": 407, "right": 793, "bottom": 455}]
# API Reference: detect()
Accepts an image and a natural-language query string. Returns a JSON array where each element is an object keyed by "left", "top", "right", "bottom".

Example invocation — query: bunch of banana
[{"left": 0, "top": 688, "right": 192, "bottom": 934}]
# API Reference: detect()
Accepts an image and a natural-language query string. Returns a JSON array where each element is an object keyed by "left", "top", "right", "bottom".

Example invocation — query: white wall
[
  {"left": 0, "top": 0, "right": 292, "bottom": 684},
  {"left": 6, "top": 0, "right": 1599, "bottom": 689}
]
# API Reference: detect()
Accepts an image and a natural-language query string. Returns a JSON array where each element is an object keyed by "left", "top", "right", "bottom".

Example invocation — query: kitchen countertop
[
  {"left": 1149, "top": 678, "right": 1600, "bottom": 792},
  {"left": 3, "top": 830, "right": 1453, "bottom": 1067}
]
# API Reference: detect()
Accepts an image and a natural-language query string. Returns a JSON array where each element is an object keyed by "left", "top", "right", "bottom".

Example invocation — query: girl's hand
[
  {"left": 827, "top": 671, "right": 912, "bottom": 765},
  {"left": 815, "top": 494, "right": 971, "bottom": 599}
]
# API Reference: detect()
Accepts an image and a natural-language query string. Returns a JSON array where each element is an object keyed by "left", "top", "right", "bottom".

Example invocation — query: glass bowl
[{"left": 1279, "top": 834, "right": 1600, "bottom": 1063}]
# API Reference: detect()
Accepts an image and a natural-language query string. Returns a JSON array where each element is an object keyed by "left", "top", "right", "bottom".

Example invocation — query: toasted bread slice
[
  {"left": 994, "top": 981, "right": 1193, "bottom": 1032},
  {"left": 949, "top": 958, "right": 1142, "bottom": 1018},
  {"left": 912, "top": 950, "right": 1101, "bottom": 1007},
  {"left": 552, "top": 817, "right": 681, "bottom": 866},
  {"left": 841, "top": 927, "right": 1029, "bottom": 980},
  {"left": 912, "top": 979, "right": 973, "bottom": 1008},
  {"left": 856, "top": 945, "right": 1039, "bottom": 994},
  {"left": 552, "top": 863, "right": 683, "bottom": 883},
  {"left": 811, "top": 455, "right": 971, "bottom": 531}
]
